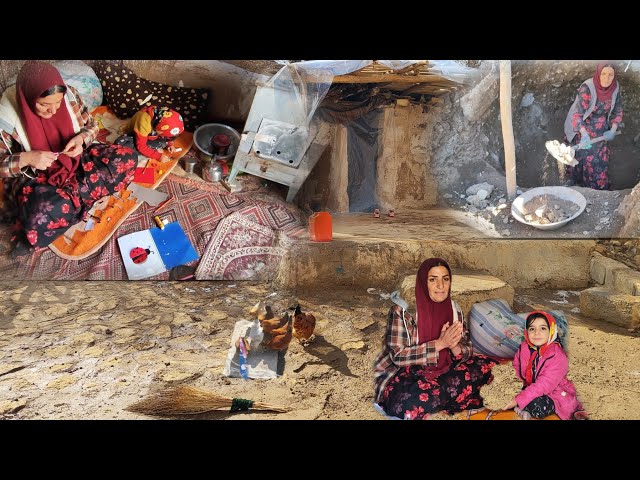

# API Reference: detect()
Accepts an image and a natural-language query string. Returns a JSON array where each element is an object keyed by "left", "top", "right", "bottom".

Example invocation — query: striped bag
[{"left": 468, "top": 299, "right": 568, "bottom": 359}]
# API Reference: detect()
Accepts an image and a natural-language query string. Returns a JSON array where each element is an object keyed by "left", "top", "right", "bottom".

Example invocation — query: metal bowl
[
  {"left": 511, "top": 186, "right": 587, "bottom": 231},
  {"left": 193, "top": 123, "right": 241, "bottom": 163}
]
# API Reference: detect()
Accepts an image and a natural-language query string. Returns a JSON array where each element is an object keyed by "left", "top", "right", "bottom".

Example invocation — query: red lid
[{"left": 212, "top": 134, "right": 231, "bottom": 148}]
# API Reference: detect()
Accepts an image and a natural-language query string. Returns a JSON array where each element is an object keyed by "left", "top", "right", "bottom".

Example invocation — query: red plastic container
[{"left": 309, "top": 211, "right": 332, "bottom": 242}]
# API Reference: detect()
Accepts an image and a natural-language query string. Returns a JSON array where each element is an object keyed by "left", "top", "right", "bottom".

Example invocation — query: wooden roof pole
[{"left": 499, "top": 60, "right": 517, "bottom": 200}]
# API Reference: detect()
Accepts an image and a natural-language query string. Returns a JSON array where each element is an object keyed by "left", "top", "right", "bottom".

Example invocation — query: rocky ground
[
  {"left": 439, "top": 162, "right": 630, "bottom": 239},
  {"left": 1, "top": 281, "right": 638, "bottom": 420}
]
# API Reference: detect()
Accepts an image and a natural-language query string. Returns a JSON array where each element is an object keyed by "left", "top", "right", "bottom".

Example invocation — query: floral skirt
[
  {"left": 11, "top": 143, "right": 136, "bottom": 250},
  {"left": 380, "top": 354, "right": 497, "bottom": 420},
  {"left": 566, "top": 141, "right": 610, "bottom": 190}
]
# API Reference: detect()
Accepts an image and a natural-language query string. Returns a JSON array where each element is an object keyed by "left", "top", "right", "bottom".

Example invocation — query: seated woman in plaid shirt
[
  {"left": 0, "top": 61, "right": 137, "bottom": 251},
  {"left": 373, "top": 258, "right": 497, "bottom": 420}
]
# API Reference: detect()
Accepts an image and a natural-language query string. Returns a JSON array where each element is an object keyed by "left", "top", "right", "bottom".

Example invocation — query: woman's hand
[
  {"left": 502, "top": 399, "right": 517, "bottom": 411},
  {"left": 19, "top": 151, "right": 58, "bottom": 170},
  {"left": 62, "top": 135, "right": 85, "bottom": 157},
  {"left": 578, "top": 129, "right": 591, "bottom": 149},
  {"left": 436, "top": 321, "right": 463, "bottom": 351},
  {"left": 603, "top": 124, "right": 618, "bottom": 142}
]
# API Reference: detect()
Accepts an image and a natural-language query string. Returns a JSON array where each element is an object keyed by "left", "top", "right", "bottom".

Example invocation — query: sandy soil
[{"left": 1, "top": 281, "right": 638, "bottom": 420}]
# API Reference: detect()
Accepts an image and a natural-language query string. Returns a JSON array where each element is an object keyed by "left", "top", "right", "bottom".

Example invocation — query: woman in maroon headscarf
[
  {"left": 0, "top": 60, "right": 137, "bottom": 250},
  {"left": 563, "top": 61, "right": 623, "bottom": 190},
  {"left": 373, "top": 258, "right": 497, "bottom": 420}
]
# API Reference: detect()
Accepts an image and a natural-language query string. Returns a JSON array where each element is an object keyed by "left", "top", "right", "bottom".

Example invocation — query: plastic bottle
[{"left": 309, "top": 211, "right": 332, "bottom": 242}]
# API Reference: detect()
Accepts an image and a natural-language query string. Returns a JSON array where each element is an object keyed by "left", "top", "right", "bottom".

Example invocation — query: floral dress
[
  {"left": 567, "top": 83, "right": 623, "bottom": 190},
  {"left": 0, "top": 86, "right": 137, "bottom": 251},
  {"left": 11, "top": 143, "right": 136, "bottom": 249},
  {"left": 374, "top": 304, "right": 496, "bottom": 420}
]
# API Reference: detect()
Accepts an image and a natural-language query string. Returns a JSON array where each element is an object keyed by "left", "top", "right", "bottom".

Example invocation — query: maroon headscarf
[
  {"left": 415, "top": 258, "right": 454, "bottom": 380},
  {"left": 16, "top": 61, "right": 80, "bottom": 189},
  {"left": 593, "top": 61, "right": 618, "bottom": 102}
]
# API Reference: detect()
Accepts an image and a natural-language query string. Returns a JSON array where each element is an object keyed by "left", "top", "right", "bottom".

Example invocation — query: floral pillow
[
  {"left": 468, "top": 299, "right": 568, "bottom": 359},
  {"left": 53, "top": 61, "right": 103, "bottom": 112},
  {"left": 4, "top": 61, "right": 103, "bottom": 112},
  {"left": 93, "top": 61, "right": 210, "bottom": 132}
]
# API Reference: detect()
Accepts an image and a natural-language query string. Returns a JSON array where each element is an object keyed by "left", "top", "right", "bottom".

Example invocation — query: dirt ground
[
  {"left": 1, "top": 280, "right": 638, "bottom": 420},
  {"left": 440, "top": 162, "right": 631, "bottom": 239}
]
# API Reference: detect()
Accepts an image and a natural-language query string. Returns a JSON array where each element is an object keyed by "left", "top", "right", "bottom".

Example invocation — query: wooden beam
[
  {"left": 499, "top": 60, "right": 517, "bottom": 200},
  {"left": 331, "top": 74, "right": 458, "bottom": 84},
  {"left": 399, "top": 84, "right": 454, "bottom": 95}
]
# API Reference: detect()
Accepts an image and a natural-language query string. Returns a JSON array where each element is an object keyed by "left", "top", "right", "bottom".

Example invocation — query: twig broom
[{"left": 126, "top": 385, "right": 291, "bottom": 416}]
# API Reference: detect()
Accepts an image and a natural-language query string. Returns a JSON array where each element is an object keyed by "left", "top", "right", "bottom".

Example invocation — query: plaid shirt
[
  {"left": 373, "top": 301, "right": 472, "bottom": 403},
  {"left": 0, "top": 85, "right": 99, "bottom": 178}
]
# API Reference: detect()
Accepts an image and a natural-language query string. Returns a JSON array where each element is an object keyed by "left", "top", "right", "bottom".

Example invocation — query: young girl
[
  {"left": 114, "top": 105, "right": 184, "bottom": 161},
  {"left": 503, "top": 311, "right": 588, "bottom": 420}
]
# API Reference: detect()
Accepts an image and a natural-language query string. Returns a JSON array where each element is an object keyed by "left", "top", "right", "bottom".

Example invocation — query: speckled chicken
[
  {"left": 262, "top": 314, "right": 293, "bottom": 351},
  {"left": 292, "top": 304, "right": 316, "bottom": 344}
]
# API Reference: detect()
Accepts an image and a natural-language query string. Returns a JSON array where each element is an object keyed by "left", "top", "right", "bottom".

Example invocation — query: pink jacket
[{"left": 513, "top": 342, "right": 583, "bottom": 420}]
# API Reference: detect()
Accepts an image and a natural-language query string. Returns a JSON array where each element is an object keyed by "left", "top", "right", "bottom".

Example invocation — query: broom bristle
[{"left": 126, "top": 385, "right": 291, "bottom": 416}]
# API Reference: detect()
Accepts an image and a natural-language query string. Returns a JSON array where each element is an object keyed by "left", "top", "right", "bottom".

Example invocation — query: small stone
[
  {"left": 154, "top": 325, "right": 172, "bottom": 338},
  {"left": 47, "top": 374, "right": 76, "bottom": 390},
  {"left": 0, "top": 399, "right": 27, "bottom": 415},
  {"left": 341, "top": 340, "right": 366, "bottom": 351}
]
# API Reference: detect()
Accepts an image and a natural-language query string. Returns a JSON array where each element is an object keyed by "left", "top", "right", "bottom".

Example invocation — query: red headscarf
[
  {"left": 16, "top": 61, "right": 80, "bottom": 189},
  {"left": 523, "top": 311, "right": 559, "bottom": 385},
  {"left": 593, "top": 61, "right": 618, "bottom": 103},
  {"left": 415, "top": 258, "right": 454, "bottom": 380}
]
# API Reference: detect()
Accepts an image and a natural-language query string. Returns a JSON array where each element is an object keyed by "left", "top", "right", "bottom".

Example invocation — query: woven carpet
[
  {"left": 0, "top": 174, "right": 305, "bottom": 280},
  {"left": 195, "top": 211, "right": 296, "bottom": 281},
  {"left": 49, "top": 106, "right": 193, "bottom": 260}
]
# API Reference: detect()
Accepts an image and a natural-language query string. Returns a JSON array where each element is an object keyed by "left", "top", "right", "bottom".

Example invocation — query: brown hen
[
  {"left": 262, "top": 314, "right": 293, "bottom": 351},
  {"left": 261, "top": 311, "right": 290, "bottom": 334},
  {"left": 292, "top": 304, "right": 316, "bottom": 344}
]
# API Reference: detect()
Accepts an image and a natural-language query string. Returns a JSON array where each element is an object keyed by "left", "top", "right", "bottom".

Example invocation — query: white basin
[{"left": 511, "top": 186, "right": 587, "bottom": 231}]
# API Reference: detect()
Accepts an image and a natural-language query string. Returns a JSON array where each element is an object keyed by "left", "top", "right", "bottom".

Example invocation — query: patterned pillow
[
  {"left": 93, "top": 61, "right": 210, "bottom": 132},
  {"left": 4, "top": 61, "right": 103, "bottom": 112},
  {"left": 468, "top": 299, "right": 569, "bottom": 359},
  {"left": 53, "top": 61, "right": 103, "bottom": 112}
]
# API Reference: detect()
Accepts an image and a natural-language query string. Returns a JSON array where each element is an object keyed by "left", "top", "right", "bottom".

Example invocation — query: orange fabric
[
  {"left": 49, "top": 128, "right": 193, "bottom": 259},
  {"left": 457, "top": 408, "right": 561, "bottom": 421}
]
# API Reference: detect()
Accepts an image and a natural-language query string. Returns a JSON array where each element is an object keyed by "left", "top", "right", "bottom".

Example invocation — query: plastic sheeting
[
  {"left": 268, "top": 60, "right": 480, "bottom": 127},
  {"left": 347, "top": 109, "right": 381, "bottom": 212}
]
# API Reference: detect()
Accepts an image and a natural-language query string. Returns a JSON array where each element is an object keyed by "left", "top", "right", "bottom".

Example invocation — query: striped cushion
[{"left": 468, "top": 299, "right": 568, "bottom": 359}]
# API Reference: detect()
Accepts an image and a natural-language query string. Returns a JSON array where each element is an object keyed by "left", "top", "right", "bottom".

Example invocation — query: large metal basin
[
  {"left": 511, "top": 186, "right": 586, "bottom": 231},
  {"left": 193, "top": 123, "right": 241, "bottom": 163}
]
